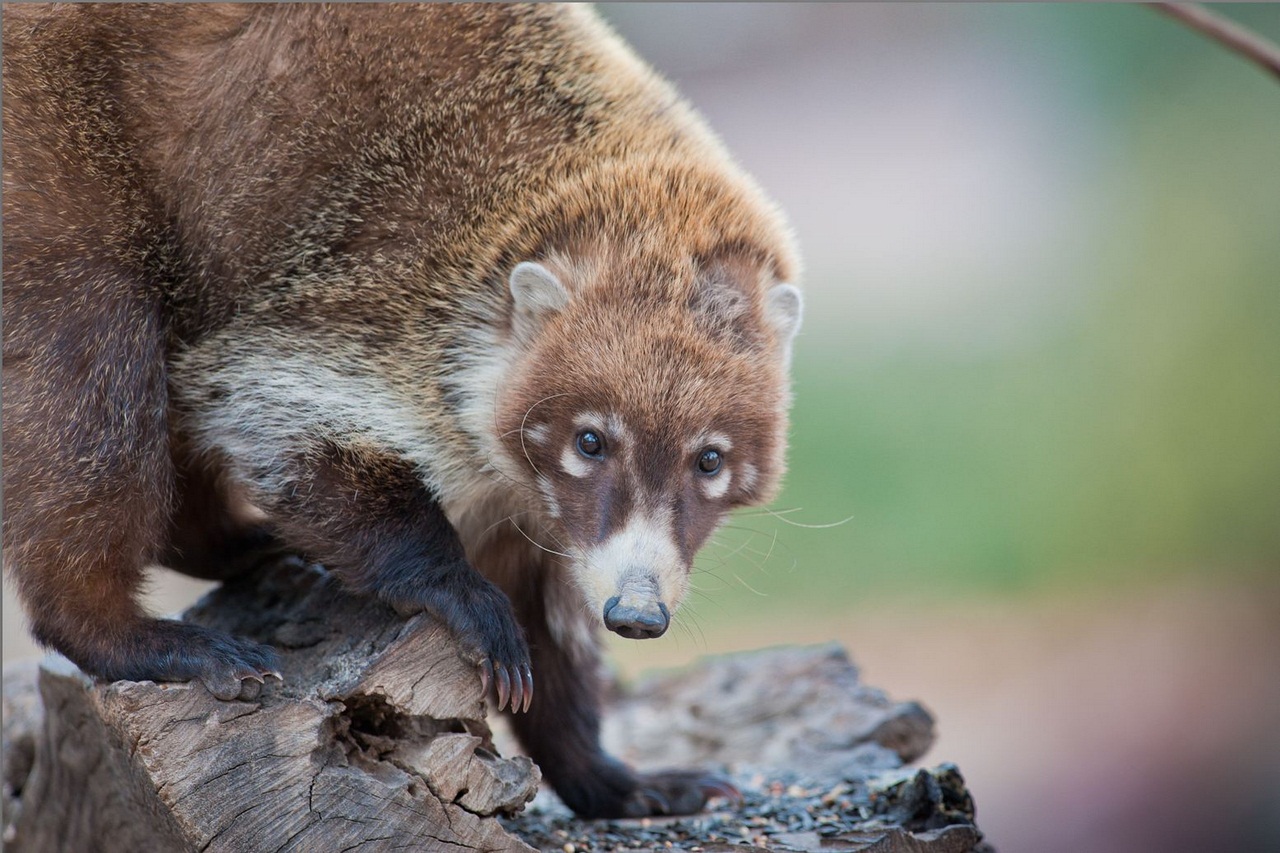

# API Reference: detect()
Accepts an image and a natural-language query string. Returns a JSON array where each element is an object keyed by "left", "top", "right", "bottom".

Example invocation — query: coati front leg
[
  {"left": 257, "top": 440, "right": 532, "bottom": 710},
  {"left": 503, "top": 562, "right": 738, "bottom": 818}
]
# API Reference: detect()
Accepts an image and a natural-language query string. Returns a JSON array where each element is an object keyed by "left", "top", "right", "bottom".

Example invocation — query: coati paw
[
  {"left": 113, "top": 620, "right": 282, "bottom": 702},
  {"left": 406, "top": 573, "right": 531, "bottom": 712},
  {"left": 446, "top": 584, "right": 532, "bottom": 713},
  {"left": 620, "top": 771, "right": 742, "bottom": 818},
  {"left": 469, "top": 614, "right": 532, "bottom": 713},
  {"left": 555, "top": 762, "right": 740, "bottom": 818}
]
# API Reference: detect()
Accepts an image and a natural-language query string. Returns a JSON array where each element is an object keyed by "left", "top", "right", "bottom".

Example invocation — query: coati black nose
[{"left": 603, "top": 596, "right": 670, "bottom": 639}]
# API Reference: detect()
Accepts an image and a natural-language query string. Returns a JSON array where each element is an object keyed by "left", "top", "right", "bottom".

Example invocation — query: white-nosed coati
[{"left": 2, "top": 4, "right": 801, "bottom": 818}]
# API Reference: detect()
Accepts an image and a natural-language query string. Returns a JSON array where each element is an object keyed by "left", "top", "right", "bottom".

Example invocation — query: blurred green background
[{"left": 597, "top": 2, "right": 1280, "bottom": 619}]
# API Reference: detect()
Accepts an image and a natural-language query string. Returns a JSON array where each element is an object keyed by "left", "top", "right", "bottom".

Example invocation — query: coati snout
[
  {"left": 603, "top": 593, "right": 671, "bottom": 640},
  {"left": 3, "top": 4, "right": 800, "bottom": 820}
]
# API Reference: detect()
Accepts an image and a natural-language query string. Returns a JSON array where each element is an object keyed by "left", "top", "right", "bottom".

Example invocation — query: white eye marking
[
  {"left": 605, "top": 413, "right": 632, "bottom": 447},
  {"left": 688, "top": 431, "right": 732, "bottom": 454},
  {"left": 739, "top": 463, "right": 759, "bottom": 491},
  {"left": 573, "top": 411, "right": 607, "bottom": 431},
  {"left": 536, "top": 475, "right": 561, "bottom": 518},
  {"left": 702, "top": 467, "right": 732, "bottom": 499},
  {"left": 560, "top": 446, "right": 594, "bottom": 478},
  {"left": 524, "top": 423, "right": 550, "bottom": 446}
]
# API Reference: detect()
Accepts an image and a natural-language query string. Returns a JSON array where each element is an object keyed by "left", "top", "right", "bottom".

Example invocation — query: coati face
[{"left": 494, "top": 256, "right": 801, "bottom": 639}]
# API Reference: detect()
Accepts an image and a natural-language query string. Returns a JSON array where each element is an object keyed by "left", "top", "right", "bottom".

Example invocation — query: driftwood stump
[
  {"left": 5, "top": 562, "right": 538, "bottom": 852},
  {"left": 2, "top": 560, "right": 991, "bottom": 852}
]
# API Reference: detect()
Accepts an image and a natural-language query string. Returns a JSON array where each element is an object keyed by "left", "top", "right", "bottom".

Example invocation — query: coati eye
[
  {"left": 576, "top": 430, "right": 605, "bottom": 459},
  {"left": 697, "top": 448, "right": 723, "bottom": 475}
]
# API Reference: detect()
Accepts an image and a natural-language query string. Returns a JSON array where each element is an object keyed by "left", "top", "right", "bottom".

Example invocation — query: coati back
[{"left": 2, "top": 4, "right": 800, "bottom": 818}]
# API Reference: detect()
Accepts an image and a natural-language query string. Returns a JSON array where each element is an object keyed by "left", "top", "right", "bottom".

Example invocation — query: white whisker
[
  {"left": 509, "top": 517, "right": 574, "bottom": 559},
  {"left": 519, "top": 392, "right": 571, "bottom": 479},
  {"left": 732, "top": 573, "right": 769, "bottom": 597},
  {"left": 756, "top": 508, "right": 855, "bottom": 529}
]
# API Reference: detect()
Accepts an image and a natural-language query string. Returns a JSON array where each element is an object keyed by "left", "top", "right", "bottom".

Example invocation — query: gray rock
[{"left": 604, "top": 643, "right": 936, "bottom": 775}]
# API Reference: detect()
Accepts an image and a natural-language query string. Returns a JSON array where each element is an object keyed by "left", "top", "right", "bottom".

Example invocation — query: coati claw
[
  {"left": 699, "top": 776, "right": 743, "bottom": 806},
  {"left": 520, "top": 664, "right": 534, "bottom": 713},
  {"left": 479, "top": 659, "right": 494, "bottom": 696},
  {"left": 631, "top": 788, "right": 671, "bottom": 815},
  {"left": 501, "top": 660, "right": 517, "bottom": 706},
  {"left": 513, "top": 664, "right": 528, "bottom": 713},
  {"left": 236, "top": 677, "right": 263, "bottom": 702},
  {"left": 495, "top": 662, "right": 512, "bottom": 711},
  {"left": 216, "top": 663, "right": 283, "bottom": 702},
  {"left": 205, "top": 671, "right": 266, "bottom": 702}
]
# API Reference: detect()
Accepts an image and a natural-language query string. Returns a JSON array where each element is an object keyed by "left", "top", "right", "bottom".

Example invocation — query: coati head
[{"left": 493, "top": 250, "right": 801, "bottom": 639}]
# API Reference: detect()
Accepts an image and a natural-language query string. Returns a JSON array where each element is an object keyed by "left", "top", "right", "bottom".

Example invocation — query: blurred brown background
[{"left": 5, "top": 5, "right": 1279, "bottom": 852}]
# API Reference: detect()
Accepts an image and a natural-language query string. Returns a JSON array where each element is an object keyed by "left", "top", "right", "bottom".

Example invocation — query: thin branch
[{"left": 1148, "top": 3, "right": 1280, "bottom": 82}]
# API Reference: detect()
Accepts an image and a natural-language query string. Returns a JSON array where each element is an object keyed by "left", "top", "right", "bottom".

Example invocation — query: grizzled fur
[{"left": 2, "top": 4, "right": 800, "bottom": 818}]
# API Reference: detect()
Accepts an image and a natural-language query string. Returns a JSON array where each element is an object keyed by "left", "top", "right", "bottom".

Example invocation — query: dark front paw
[
  {"left": 376, "top": 562, "right": 533, "bottom": 712},
  {"left": 621, "top": 771, "right": 742, "bottom": 817},
  {"left": 555, "top": 760, "right": 741, "bottom": 818},
  {"left": 475, "top": 615, "right": 532, "bottom": 714},
  {"left": 437, "top": 582, "right": 532, "bottom": 714}
]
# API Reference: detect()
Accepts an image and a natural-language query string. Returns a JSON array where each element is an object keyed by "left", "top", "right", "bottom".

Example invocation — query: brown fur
[{"left": 3, "top": 4, "right": 799, "bottom": 818}]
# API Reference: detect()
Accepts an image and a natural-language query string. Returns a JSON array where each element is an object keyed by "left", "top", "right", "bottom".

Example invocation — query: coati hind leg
[
  {"left": 159, "top": 441, "right": 290, "bottom": 581},
  {"left": 1, "top": 260, "right": 277, "bottom": 701},
  {"left": 502, "top": 560, "right": 739, "bottom": 818}
]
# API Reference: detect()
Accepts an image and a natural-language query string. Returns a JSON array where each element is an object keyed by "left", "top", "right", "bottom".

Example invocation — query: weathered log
[
  {"left": 5, "top": 561, "right": 539, "bottom": 852},
  {"left": 2, "top": 560, "right": 991, "bottom": 852},
  {"left": 2, "top": 661, "right": 41, "bottom": 847}
]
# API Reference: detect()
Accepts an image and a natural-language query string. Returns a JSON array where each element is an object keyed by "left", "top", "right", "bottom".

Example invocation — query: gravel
[{"left": 502, "top": 764, "right": 994, "bottom": 852}]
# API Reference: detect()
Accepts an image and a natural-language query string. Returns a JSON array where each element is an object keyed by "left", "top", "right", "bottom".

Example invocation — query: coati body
[{"left": 3, "top": 4, "right": 800, "bottom": 818}]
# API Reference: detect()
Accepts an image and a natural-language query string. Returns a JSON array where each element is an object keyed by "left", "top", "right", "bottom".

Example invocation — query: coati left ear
[
  {"left": 509, "top": 261, "right": 570, "bottom": 337},
  {"left": 766, "top": 283, "right": 803, "bottom": 359}
]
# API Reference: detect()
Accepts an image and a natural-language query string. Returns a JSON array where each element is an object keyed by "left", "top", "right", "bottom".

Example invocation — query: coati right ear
[
  {"left": 766, "top": 283, "right": 803, "bottom": 368},
  {"left": 510, "top": 261, "right": 569, "bottom": 315},
  {"left": 766, "top": 283, "right": 803, "bottom": 345},
  {"left": 509, "top": 261, "right": 570, "bottom": 340}
]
